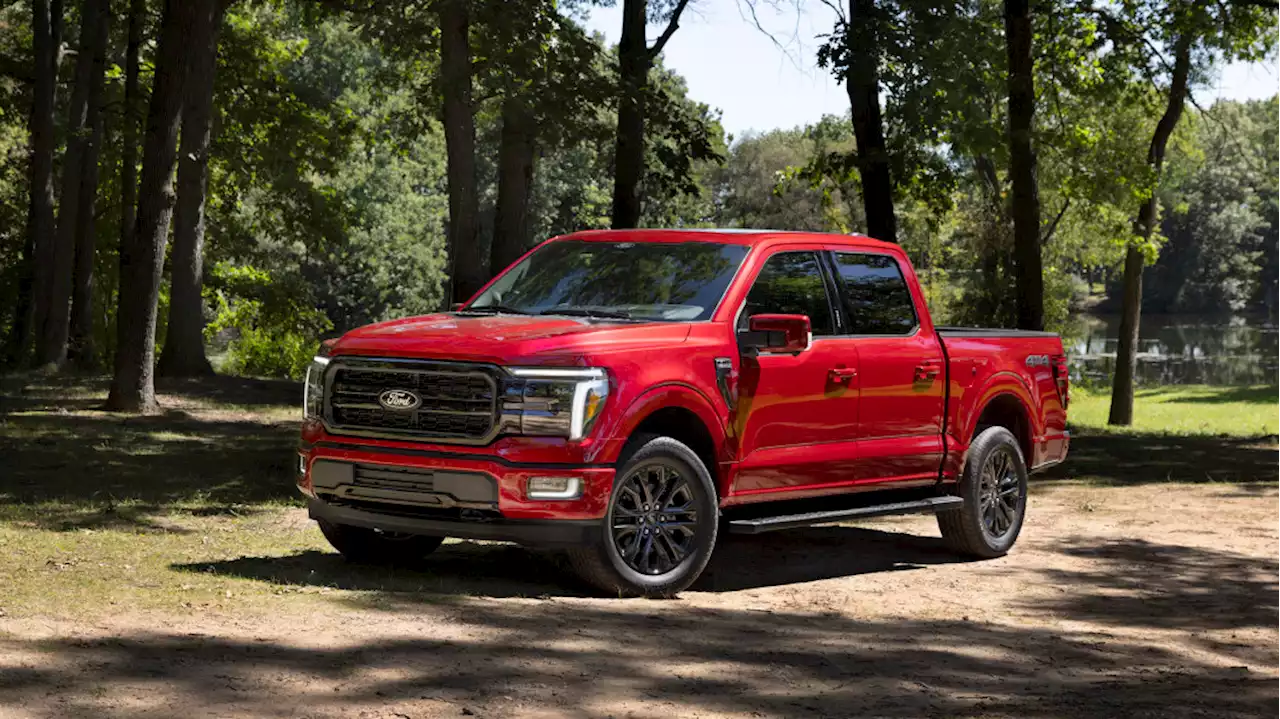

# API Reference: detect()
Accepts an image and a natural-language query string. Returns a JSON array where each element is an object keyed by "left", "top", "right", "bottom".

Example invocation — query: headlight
[
  {"left": 508, "top": 367, "right": 609, "bottom": 440},
  {"left": 303, "top": 356, "right": 330, "bottom": 419}
]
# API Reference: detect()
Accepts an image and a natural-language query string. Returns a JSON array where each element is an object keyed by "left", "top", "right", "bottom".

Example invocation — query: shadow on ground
[
  {"left": 0, "top": 374, "right": 300, "bottom": 529},
  {"left": 173, "top": 525, "right": 971, "bottom": 597},
  {"left": 1153, "top": 385, "right": 1278, "bottom": 404},
  {"left": 1043, "top": 429, "right": 1277, "bottom": 485},
  {"left": 1025, "top": 537, "right": 1278, "bottom": 643},
  {"left": 5, "top": 533, "right": 1278, "bottom": 718}
]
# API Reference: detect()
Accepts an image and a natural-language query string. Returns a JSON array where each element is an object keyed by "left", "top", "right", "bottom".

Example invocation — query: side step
[{"left": 726, "top": 495, "right": 964, "bottom": 535}]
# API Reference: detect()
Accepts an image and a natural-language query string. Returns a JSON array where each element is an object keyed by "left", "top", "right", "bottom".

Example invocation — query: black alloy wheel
[
  {"left": 610, "top": 462, "right": 700, "bottom": 575},
  {"left": 567, "top": 435, "right": 718, "bottom": 597},
  {"left": 978, "top": 445, "right": 1021, "bottom": 540},
  {"left": 937, "top": 425, "right": 1028, "bottom": 558}
]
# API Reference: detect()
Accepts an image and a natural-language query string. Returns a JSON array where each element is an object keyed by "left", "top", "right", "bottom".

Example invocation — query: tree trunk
[
  {"left": 610, "top": 0, "right": 648, "bottom": 230},
  {"left": 158, "top": 0, "right": 225, "bottom": 377},
  {"left": 68, "top": 0, "right": 111, "bottom": 368},
  {"left": 1004, "top": 0, "right": 1043, "bottom": 331},
  {"left": 8, "top": 0, "right": 62, "bottom": 366},
  {"left": 845, "top": 0, "right": 896, "bottom": 244},
  {"left": 1108, "top": 35, "right": 1192, "bottom": 426},
  {"left": 117, "top": 0, "right": 144, "bottom": 298},
  {"left": 107, "top": 0, "right": 197, "bottom": 413},
  {"left": 43, "top": 0, "right": 105, "bottom": 368},
  {"left": 490, "top": 96, "right": 536, "bottom": 278},
  {"left": 439, "top": 0, "right": 482, "bottom": 304}
]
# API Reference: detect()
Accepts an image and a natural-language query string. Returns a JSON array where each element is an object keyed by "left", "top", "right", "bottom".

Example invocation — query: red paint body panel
[{"left": 299, "top": 229, "right": 1069, "bottom": 532}]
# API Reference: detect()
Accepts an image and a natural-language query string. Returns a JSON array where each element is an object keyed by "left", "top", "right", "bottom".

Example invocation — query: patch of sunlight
[{"left": 147, "top": 431, "right": 212, "bottom": 443}]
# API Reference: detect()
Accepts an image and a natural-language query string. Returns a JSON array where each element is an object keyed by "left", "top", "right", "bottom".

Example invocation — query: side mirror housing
[{"left": 743, "top": 314, "right": 812, "bottom": 354}]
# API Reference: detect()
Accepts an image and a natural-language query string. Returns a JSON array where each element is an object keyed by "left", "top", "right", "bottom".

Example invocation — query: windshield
[{"left": 466, "top": 240, "right": 750, "bottom": 322}]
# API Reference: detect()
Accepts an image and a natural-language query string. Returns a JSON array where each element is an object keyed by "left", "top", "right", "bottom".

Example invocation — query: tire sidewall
[
  {"left": 963, "top": 426, "right": 1029, "bottom": 555},
  {"left": 597, "top": 437, "right": 718, "bottom": 594}
]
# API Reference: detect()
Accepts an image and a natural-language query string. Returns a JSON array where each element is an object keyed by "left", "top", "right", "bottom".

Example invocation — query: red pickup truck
[{"left": 297, "top": 229, "right": 1069, "bottom": 596}]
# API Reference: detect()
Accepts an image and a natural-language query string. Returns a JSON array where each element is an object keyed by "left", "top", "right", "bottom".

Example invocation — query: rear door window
[{"left": 831, "top": 252, "right": 917, "bottom": 335}]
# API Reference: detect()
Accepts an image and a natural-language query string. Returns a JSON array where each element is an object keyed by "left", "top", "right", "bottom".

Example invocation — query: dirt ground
[{"left": 1, "top": 480, "right": 1275, "bottom": 718}]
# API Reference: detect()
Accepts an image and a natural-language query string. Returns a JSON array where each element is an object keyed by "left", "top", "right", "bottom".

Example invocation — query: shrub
[{"left": 204, "top": 262, "right": 333, "bottom": 379}]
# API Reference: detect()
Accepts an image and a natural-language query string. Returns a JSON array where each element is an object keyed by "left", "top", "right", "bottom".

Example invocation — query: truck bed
[
  {"left": 936, "top": 326, "right": 1069, "bottom": 474},
  {"left": 936, "top": 326, "right": 1060, "bottom": 338}
]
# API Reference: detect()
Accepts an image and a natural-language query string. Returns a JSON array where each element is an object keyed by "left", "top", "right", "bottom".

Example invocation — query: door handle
[
  {"left": 914, "top": 362, "right": 942, "bottom": 382},
  {"left": 828, "top": 367, "right": 858, "bottom": 383}
]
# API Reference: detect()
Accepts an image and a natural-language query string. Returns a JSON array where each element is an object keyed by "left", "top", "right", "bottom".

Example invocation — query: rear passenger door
[{"left": 828, "top": 250, "right": 945, "bottom": 483}]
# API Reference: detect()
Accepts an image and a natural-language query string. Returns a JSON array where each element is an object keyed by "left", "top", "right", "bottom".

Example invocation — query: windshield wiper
[
  {"left": 539, "top": 307, "right": 634, "bottom": 320},
  {"left": 457, "top": 304, "right": 530, "bottom": 315}
]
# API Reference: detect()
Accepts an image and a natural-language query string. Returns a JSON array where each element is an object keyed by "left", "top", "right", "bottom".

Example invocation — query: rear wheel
[
  {"left": 568, "top": 435, "right": 718, "bottom": 597},
  {"left": 317, "top": 519, "right": 444, "bottom": 565},
  {"left": 937, "top": 426, "right": 1028, "bottom": 558}
]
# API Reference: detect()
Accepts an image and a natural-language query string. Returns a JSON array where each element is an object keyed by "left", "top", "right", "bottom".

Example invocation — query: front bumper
[
  {"left": 297, "top": 437, "right": 615, "bottom": 546},
  {"left": 307, "top": 497, "right": 600, "bottom": 546}
]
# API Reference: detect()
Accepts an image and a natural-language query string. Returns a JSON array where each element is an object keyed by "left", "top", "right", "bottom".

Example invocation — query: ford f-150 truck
[{"left": 297, "top": 229, "right": 1069, "bottom": 596}]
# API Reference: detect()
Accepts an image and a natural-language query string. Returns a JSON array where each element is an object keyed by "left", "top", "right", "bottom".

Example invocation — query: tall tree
[
  {"left": 69, "top": 0, "right": 113, "bottom": 366},
  {"left": 158, "top": 0, "right": 228, "bottom": 376},
  {"left": 1004, "top": 0, "right": 1042, "bottom": 330},
  {"left": 481, "top": 1, "right": 608, "bottom": 277},
  {"left": 844, "top": 0, "right": 896, "bottom": 243},
  {"left": 610, "top": 0, "right": 690, "bottom": 229},
  {"left": 491, "top": 96, "right": 536, "bottom": 277},
  {"left": 117, "top": 0, "right": 145, "bottom": 320},
  {"left": 108, "top": 0, "right": 199, "bottom": 412},
  {"left": 7, "top": 0, "right": 62, "bottom": 365},
  {"left": 43, "top": 0, "right": 108, "bottom": 368},
  {"left": 1109, "top": 36, "right": 1190, "bottom": 425},
  {"left": 1105, "top": 0, "right": 1276, "bottom": 425},
  {"left": 439, "top": 0, "right": 483, "bottom": 303}
]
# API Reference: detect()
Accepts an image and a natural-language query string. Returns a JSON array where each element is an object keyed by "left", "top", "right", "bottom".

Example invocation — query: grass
[
  {"left": 0, "top": 374, "right": 1275, "bottom": 620},
  {"left": 0, "top": 374, "right": 580, "bottom": 619},
  {"left": 1068, "top": 384, "right": 1278, "bottom": 438}
]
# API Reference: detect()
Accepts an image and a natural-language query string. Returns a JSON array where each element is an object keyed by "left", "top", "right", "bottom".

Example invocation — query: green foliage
[
  {"left": 0, "top": 0, "right": 1275, "bottom": 384},
  {"left": 710, "top": 117, "right": 861, "bottom": 232},
  {"left": 204, "top": 263, "right": 333, "bottom": 379},
  {"left": 1145, "top": 98, "right": 1279, "bottom": 313}
]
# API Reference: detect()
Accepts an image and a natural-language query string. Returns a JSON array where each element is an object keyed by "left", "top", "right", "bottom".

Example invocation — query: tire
[
  {"left": 937, "top": 425, "right": 1029, "bottom": 558},
  {"left": 567, "top": 435, "right": 719, "bottom": 597},
  {"left": 317, "top": 519, "right": 445, "bottom": 566}
]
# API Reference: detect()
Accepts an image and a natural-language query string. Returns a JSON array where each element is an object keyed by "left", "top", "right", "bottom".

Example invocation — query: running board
[{"left": 726, "top": 495, "right": 964, "bottom": 535}]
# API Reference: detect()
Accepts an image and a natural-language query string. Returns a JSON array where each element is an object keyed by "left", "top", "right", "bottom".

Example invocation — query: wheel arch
[
  {"left": 610, "top": 384, "right": 727, "bottom": 497},
  {"left": 971, "top": 391, "right": 1034, "bottom": 465}
]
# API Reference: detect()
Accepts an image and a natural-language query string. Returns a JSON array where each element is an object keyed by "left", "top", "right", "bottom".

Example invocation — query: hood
[{"left": 328, "top": 313, "right": 693, "bottom": 365}]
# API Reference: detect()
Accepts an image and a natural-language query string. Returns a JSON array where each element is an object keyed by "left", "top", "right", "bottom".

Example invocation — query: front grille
[
  {"left": 352, "top": 464, "right": 436, "bottom": 493},
  {"left": 326, "top": 360, "right": 498, "bottom": 440}
]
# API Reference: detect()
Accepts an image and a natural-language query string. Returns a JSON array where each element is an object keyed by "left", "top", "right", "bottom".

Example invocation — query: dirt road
[{"left": 1, "top": 480, "right": 1274, "bottom": 718}]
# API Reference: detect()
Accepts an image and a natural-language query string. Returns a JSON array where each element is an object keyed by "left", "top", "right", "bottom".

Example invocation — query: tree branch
[
  {"left": 1040, "top": 198, "right": 1070, "bottom": 246},
  {"left": 648, "top": 0, "right": 691, "bottom": 60},
  {"left": 733, "top": 0, "right": 809, "bottom": 72}
]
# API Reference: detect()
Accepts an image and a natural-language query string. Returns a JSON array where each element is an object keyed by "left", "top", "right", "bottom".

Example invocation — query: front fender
[{"left": 598, "top": 381, "right": 729, "bottom": 465}]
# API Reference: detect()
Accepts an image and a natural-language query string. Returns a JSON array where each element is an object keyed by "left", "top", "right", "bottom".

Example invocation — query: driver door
[{"left": 730, "top": 249, "right": 862, "bottom": 499}]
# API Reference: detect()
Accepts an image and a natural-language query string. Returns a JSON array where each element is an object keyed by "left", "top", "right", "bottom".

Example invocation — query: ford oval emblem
[{"left": 378, "top": 389, "right": 421, "bottom": 411}]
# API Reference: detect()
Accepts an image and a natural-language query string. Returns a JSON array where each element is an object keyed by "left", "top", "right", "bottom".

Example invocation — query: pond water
[{"left": 1064, "top": 314, "right": 1278, "bottom": 388}]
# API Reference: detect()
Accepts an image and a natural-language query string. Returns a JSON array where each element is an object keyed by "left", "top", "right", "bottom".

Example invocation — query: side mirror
[
  {"left": 450, "top": 302, "right": 464, "bottom": 311},
  {"left": 743, "top": 314, "right": 812, "bottom": 354}
]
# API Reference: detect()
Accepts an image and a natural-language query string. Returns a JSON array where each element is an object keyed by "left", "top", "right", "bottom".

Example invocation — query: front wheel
[
  {"left": 567, "top": 435, "right": 718, "bottom": 597},
  {"left": 937, "top": 425, "right": 1029, "bottom": 558},
  {"left": 317, "top": 519, "right": 445, "bottom": 565}
]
